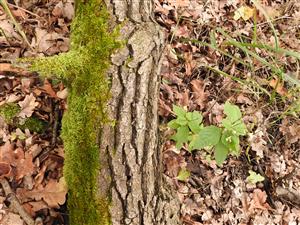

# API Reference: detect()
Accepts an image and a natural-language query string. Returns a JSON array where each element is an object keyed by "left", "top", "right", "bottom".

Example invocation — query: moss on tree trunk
[
  {"left": 30, "top": 0, "right": 121, "bottom": 224},
  {"left": 29, "top": 0, "right": 182, "bottom": 224}
]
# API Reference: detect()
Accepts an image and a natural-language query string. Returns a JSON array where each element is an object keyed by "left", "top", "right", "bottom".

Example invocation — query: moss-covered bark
[
  {"left": 28, "top": 0, "right": 183, "bottom": 224},
  {"left": 29, "top": 0, "right": 121, "bottom": 224}
]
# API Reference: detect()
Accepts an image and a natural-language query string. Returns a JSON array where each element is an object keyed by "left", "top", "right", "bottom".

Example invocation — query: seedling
[
  {"left": 168, "top": 102, "right": 247, "bottom": 165},
  {"left": 168, "top": 105, "right": 203, "bottom": 149},
  {"left": 247, "top": 170, "right": 265, "bottom": 184}
]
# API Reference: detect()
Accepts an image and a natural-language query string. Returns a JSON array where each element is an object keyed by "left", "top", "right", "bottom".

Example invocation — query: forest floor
[{"left": 0, "top": 0, "right": 299, "bottom": 225}]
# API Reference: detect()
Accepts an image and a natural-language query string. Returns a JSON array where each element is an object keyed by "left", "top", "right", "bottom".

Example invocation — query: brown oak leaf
[
  {"left": 18, "top": 93, "right": 39, "bottom": 118},
  {"left": 17, "top": 177, "right": 67, "bottom": 208},
  {"left": 191, "top": 79, "right": 208, "bottom": 109},
  {"left": 249, "top": 189, "right": 272, "bottom": 212}
]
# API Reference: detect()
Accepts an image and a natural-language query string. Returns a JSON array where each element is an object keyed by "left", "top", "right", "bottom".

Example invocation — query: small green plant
[
  {"left": 247, "top": 170, "right": 265, "bottom": 184},
  {"left": 176, "top": 168, "right": 191, "bottom": 182},
  {"left": 168, "top": 101, "right": 247, "bottom": 165}
]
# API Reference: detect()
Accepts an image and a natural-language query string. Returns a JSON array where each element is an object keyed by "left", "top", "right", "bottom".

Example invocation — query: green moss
[
  {"left": 0, "top": 103, "right": 47, "bottom": 133},
  {"left": 18, "top": 117, "right": 46, "bottom": 133},
  {"left": 0, "top": 103, "right": 20, "bottom": 124},
  {"left": 28, "top": 1, "right": 121, "bottom": 224}
]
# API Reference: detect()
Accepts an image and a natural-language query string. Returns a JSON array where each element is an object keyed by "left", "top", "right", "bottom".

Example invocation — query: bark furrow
[{"left": 98, "top": 1, "right": 181, "bottom": 224}]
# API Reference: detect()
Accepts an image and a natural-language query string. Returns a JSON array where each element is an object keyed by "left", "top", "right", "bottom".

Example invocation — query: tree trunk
[
  {"left": 98, "top": 1, "right": 181, "bottom": 225},
  {"left": 29, "top": 0, "right": 181, "bottom": 224}
]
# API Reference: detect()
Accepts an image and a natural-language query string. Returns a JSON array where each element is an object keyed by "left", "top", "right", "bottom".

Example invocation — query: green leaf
[
  {"left": 210, "top": 30, "right": 217, "bottom": 47},
  {"left": 167, "top": 119, "right": 180, "bottom": 129},
  {"left": 230, "top": 135, "right": 240, "bottom": 155},
  {"left": 214, "top": 141, "right": 229, "bottom": 166},
  {"left": 222, "top": 118, "right": 247, "bottom": 135},
  {"left": 185, "top": 112, "right": 193, "bottom": 121},
  {"left": 221, "top": 130, "right": 240, "bottom": 155},
  {"left": 191, "top": 126, "right": 221, "bottom": 150},
  {"left": 187, "top": 111, "right": 203, "bottom": 133},
  {"left": 247, "top": 170, "right": 265, "bottom": 184},
  {"left": 176, "top": 116, "right": 188, "bottom": 126},
  {"left": 173, "top": 105, "right": 186, "bottom": 117},
  {"left": 186, "top": 111, "right": 203, "bottom": 123},
  {"left": 224, "top": 101, "right": 242, "bottom": 122},
  {"left": 177, "top": 168, "right": 191, "bottom": 182},
  {"left": 188, "top": 134, "right": 197, "bottom": 151},
  {"left": 188, "top": 121, "right": 201, "bottom": 133},
  {"left": 171, "top": 125, "right": 189, "bottom": 149},
  {"left": 232, "top": 120, "right": 247, "bottom": 135},
  {"left": 221, "top": 117, "right": 233, "bottom": 130}
]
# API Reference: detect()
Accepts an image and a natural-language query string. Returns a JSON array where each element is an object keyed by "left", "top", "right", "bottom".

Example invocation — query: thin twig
[
  {"left": 0, "top": 178, "right": 35, "bottom": 225},
  {"left": 7, "top": 2, "right": 41, "bottom": 18},
  {"left": 0, "top": 0, "right": 33, "bottom": 50},
  {"left": 251, "top": 16, "right": 293, "bottom": 28},
  {"left": 51, "top": 102, "right": 60, "bottom": 146}
]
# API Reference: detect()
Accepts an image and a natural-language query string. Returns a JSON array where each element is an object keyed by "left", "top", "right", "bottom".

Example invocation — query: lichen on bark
[{"left": 28, "top": 0, "right": 121, "bottom": 224}]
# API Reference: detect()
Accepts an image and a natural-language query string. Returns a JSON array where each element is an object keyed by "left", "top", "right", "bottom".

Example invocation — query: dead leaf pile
[
  {"left": 0, "top": 64, "right": 68, "bottom": 225},
  {"left": 156, "top": 0, "right": 300, "bottom": 224}
]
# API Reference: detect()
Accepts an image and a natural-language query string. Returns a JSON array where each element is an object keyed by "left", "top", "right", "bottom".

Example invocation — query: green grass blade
[
  {"left": 206, "top": 66, "right": 271, "bottom": 97},
  {"left": 217, "top": 28, "right": 284, "bottom": 76},
  {"left": 180, "top": 37, "right": 251, "bottom": 67},
  {"left": 251, "top": 0, "right": 279, "bottom": 50},
  {"left": 226, "top": 42, "right": 300, "bottom": 60},
  {"left": 0, "top": 0, "right": 32, "bottom": 49}
]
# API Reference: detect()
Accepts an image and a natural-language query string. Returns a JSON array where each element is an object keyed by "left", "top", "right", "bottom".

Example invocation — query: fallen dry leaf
[
  {"left": 42, "top": 79, "right": 57, "bottom": 98},
  {"left": 168, "top": 0, "right": 189, "bottom": 8},
  {"left": 248, "top": 129, "right": 268, "bottom": 158},
  {"left": 0, "top": 143, "right": 34, "bottom": 180},
  {"left": 0, "top": 63, "right": 26, "bottom": 75},
  {"left": 190, "top": 79, "right": 208, "bottom": 109},
  {"left": 269, "top": 78, "right": 289, "bottom": 97},
  {"left": 280, "top": 118, "right": 300, "bottom": 145},
  {"left": 0, "top": 212, "right": 23, "bottom": 225},
  {"left": 178, "top": 90, "right": 189, "bottom": 107},
  {"left": 17, "top": 177, "right": 67, "bottom": 208},
  {"left": 22, "top": 201, "right": 48, "bottom": 217},
  {"left": 63, "top": 2, "right": 74, "bottom": 20},
  {"left": 52, "top": 2, "right": 64, "bottom": 17},
  {"left": 234, "top": 6, "right": 255, "bottom": 21},
  {"left": 0, "top": 20, "right": 21, "bottom": 41},
  {"left": 0, "top": 162, "right": 12, "bottom": 178},
  {"left": 21, "top": 78, "right": 32, "bottom": 93},
  {"left": 6, "top": 94, "right": 21, "bottom": 103},
  {"left": 249, "top": 189, "right": 272, "bottom": 212},
  {"left": 34, "top": 28, "right": 69, "bottom": 54},
  {"left": 56, "top": 88, "right": 68, "bottom": 99},
  {"left": 15, "top": 152, "right": 35, "bottom": 180},
  {"left": 163, "top": 150, "right": 185, "bottom": 178},
  {"left": 0, "top": 141, "right": 15, "bottom": 163},
  {"left": 184, "top": 52, "right": 195, "bottom": 76},
  {"left": 18, "top": 93, "right": 39, "bottom": 118},
  {"left": 159, "top": 98, "right": 172, "bottom": 117}
]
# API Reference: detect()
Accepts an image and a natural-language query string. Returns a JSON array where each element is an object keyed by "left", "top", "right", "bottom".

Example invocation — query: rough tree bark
[
  {"left": 98, "top": 1, "right": 181, "bottom": 225},
  {"left": 29, "top": 0, "right": 181, "bottom": 224}
]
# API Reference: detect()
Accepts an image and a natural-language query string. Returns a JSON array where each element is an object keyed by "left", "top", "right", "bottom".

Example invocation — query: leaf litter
[
  {"left": 156, "top": 0, "right": 300, "bottom": 224},
  {"left": 1, "top": 0, "right": 300, "bottom": 224},
  {"left": 0, "top": 0, "right": 71, "bottom": 223}
]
